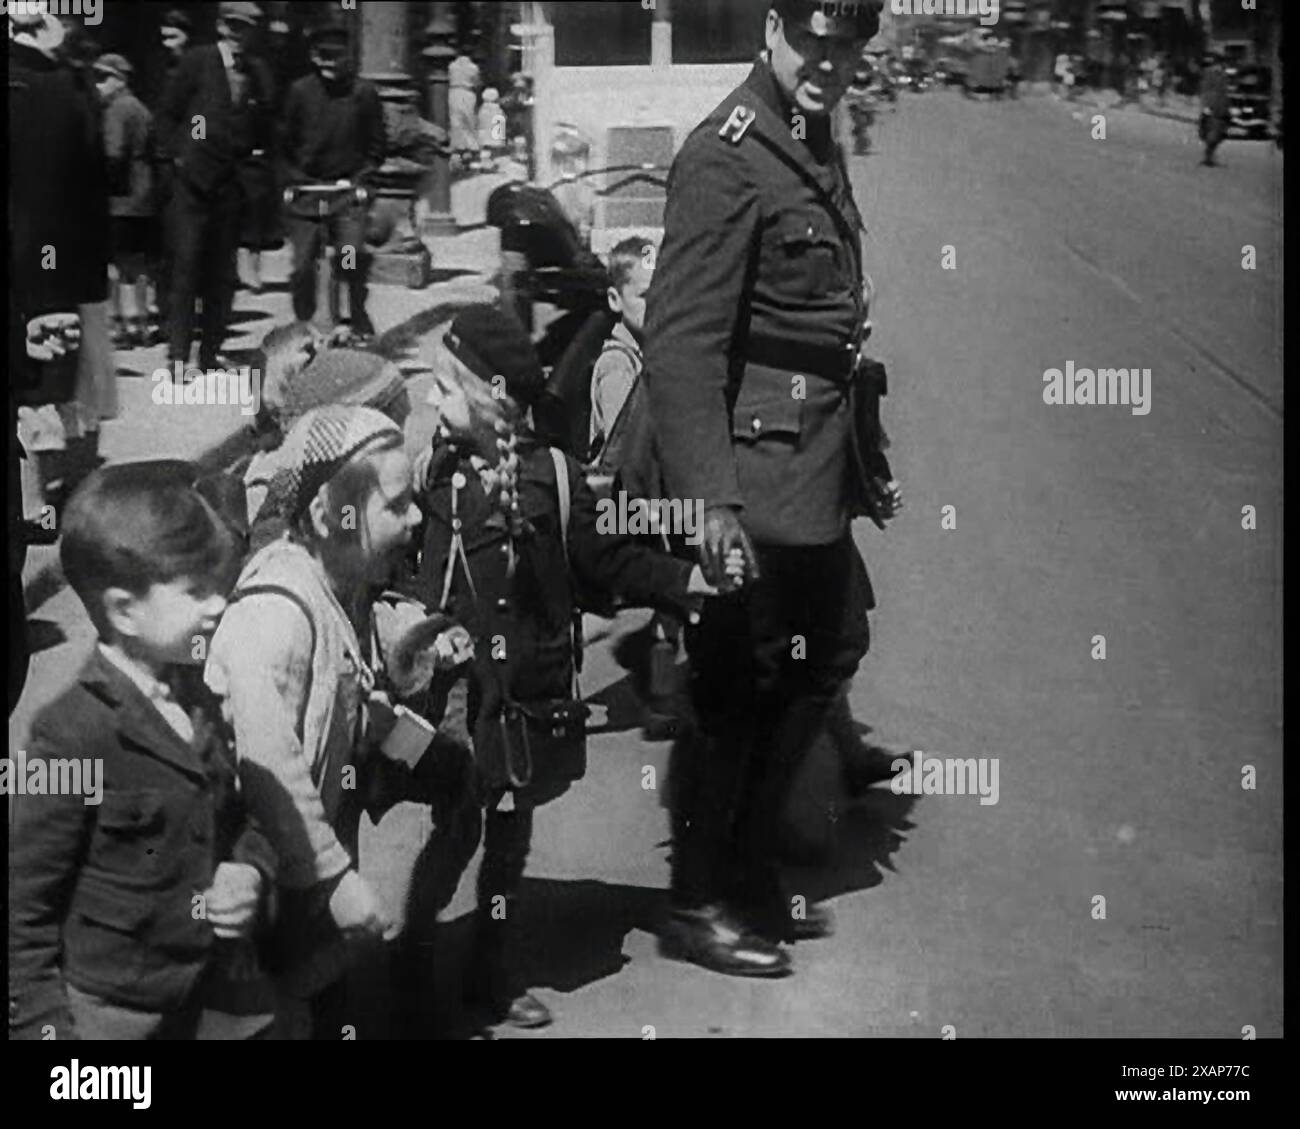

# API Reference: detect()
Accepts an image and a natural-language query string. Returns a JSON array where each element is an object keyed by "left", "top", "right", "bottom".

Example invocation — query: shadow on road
[
  {"left": 373, "top": 298, "right": 489, "bottom": 360},
  {"left": 513, "top": 877, "right": 663, "bottom": 991}
]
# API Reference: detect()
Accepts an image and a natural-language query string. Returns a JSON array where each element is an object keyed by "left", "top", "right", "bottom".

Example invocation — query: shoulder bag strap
[
  {"left": 547, "top": 447, "right": 583, "bottom": 692},
  {"left": 228, "top": 582, "right": 317, "bottom": 738}
]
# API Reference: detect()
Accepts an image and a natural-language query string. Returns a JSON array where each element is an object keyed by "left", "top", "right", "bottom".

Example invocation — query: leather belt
[{"left": 744, "top": 335, "right": 858, "bottom": 385}]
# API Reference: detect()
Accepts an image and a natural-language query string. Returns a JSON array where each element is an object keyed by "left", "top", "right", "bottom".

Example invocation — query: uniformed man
[{"left": 644, "top": 0, "right": 904, "bottom": 977}]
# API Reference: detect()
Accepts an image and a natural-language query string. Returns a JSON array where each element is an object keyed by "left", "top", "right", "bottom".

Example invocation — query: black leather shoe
[
  {"left": 503, "top": 991, "right": 553, "bottom": 1029},
  {"left": 841, "top": 742, "right": 907, "bottom": 798},
  {"left": 659, "top": 904, "right": 792, "bottom": 977},
  {"left": 750, "top": 901, "right": 836, "bottom": 943}
]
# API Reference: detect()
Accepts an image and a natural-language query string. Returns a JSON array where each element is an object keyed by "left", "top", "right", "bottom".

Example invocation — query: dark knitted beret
[{"left": 444, "top": 305, "right": 545, "bottom": 406}]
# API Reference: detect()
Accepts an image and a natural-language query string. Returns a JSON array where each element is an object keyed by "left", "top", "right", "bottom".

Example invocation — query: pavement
[{"left": 10, "top": 93, "right": 1283, "bottom": 1038}]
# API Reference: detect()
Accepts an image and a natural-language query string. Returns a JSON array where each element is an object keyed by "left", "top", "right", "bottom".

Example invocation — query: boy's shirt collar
[{"left": 95, "top": 643, "right": 194, "bottom": 745}]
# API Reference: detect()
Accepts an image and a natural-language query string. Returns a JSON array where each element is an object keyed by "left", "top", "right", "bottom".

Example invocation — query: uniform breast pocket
[
  {"left": 93, "top": 789, "right": 169, "bottom": 881},
  {"left": 770, "top": 213, "right": 847, "bottom": 300}
]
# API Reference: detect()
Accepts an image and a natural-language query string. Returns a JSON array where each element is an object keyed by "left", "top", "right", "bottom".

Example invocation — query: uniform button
[
  {"left": 751, "top": 417, "right": 762, "bottom": 432},
  {"left": 496, "top": 597, "right": 509, "bottom": 610},
  {"left": 500, "top": 544, "right": 511, "bottom": 556},
  {"left": 452, "top": 518, "right": 462, "bottom": 531}
]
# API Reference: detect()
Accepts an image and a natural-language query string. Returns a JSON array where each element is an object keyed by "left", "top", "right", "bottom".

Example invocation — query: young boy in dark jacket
[
  {"left": 411, "top": 305, "right": 730, "bottom": 1031},
  {"left": 8, "top": 462, "right": 276, "bottom": 1039}
]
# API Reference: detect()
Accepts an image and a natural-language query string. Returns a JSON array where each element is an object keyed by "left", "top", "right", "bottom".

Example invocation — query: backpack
[{"left": 543, "top": 308, "right": 617, "bottom": 459}]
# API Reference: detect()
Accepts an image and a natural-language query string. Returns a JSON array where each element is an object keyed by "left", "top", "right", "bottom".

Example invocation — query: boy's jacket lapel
[{"left": 79, "top": 651, "right": 210, "bottom": 783}]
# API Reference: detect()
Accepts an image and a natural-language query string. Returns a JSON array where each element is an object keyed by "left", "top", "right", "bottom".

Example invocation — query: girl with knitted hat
[
  {"left": 408, "top": 305, "right": 736, "bottom": 1032},
  {"left": 206, "top": 403, "right": 472, "bottom": 1038}
]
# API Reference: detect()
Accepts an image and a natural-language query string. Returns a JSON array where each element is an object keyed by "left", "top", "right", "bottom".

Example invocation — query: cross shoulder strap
[
  {"left": 547, "top": 447, "right": 585, "bottom": 688},
  {"left": 549, "top": 447, "right": 571, "bottom": 564},
  {"left": 227, "top": 582, "right": 318, "bottom": 733}
]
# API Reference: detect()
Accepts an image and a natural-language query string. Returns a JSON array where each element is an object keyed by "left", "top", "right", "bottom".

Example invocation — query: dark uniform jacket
[
  {"left": 412, "top": 437, "right": 694, "bottom": 791},
  {"left": 157, "top": 44, "right": 274, "bottom": 195},
  {"left": 642, "top": 60, "right": 870, "bottom": 548},
  {"left": 8, "top": 651, "right": 277, "bottom": 1039}
]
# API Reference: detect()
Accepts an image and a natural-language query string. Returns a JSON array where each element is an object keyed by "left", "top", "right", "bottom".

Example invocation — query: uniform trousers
[{"left": 670, "top": 533, "right": 871, "bottom": 911}]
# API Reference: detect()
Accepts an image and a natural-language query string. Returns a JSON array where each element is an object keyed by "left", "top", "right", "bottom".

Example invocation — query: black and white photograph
[{"left": 6, "top": 0, "right": 1284, "bottom": 1074}]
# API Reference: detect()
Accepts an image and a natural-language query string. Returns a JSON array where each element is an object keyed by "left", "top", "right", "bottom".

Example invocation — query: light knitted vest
[{"left": 207, "top": 537, "right": 374, "bottom": 882}]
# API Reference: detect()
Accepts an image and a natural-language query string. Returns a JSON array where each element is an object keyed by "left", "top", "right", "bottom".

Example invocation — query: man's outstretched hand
[{"left": 699, "top": 506, "right": 759, "bottom": 592}]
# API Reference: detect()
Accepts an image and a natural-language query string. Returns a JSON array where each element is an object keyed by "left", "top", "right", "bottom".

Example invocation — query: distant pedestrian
[
  {"left": 1199, "top": 52, "right": 1231, "bottom": 166},
  {"left": 478, "top": 87, "right": 507, "bottom": 165},
  {"left": 94, "top": 54, "right": 159, "bottom": 348},
  {"left": 157, "top": 1, "right": 273, "bottom": 373},
  {"left": 151, "top": 8, "right": 192, "bottom": 341},
  {"left": 1054, "top": 51, "right": 1070, "bottom": 96},
  {"left": 448, "top": 50, "right": 481, "bottom": 167}
]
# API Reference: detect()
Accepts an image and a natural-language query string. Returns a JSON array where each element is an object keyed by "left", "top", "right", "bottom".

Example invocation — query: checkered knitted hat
[{"left": 271, "top": 405, "right": 403, "bottom": 522}]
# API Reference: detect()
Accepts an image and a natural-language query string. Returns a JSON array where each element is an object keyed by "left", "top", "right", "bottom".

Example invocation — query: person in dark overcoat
[{"left": 156, "top": 1, "right": 273, "bottom": 372}]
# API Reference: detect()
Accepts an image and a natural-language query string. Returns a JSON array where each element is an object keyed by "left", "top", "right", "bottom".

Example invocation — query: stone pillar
[
  {"left": 359, "top": 2, "right": 418, "bottom": 235},
  {"left": 651, "top": 0, "right": 671, "bottom": 68},
  {"left": 359, "top": 1, "right": 432, "bottom": 287},
  {"left": 421, "top": 2, "right": 458, "bottom": 236},
  {"left": 532, "top": 3, "right": 557, "bottom": 185}
]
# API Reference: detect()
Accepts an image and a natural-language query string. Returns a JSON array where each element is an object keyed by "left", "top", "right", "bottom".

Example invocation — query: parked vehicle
[
  {"left": 965, "top": 44, "right": 1010, "bottom": 97},
  {"left": 897, "top": 56, "right": 932, "bottom": 93},
  {"left": 1226, "top": 64, "right": 1273, "bottom": 139}
]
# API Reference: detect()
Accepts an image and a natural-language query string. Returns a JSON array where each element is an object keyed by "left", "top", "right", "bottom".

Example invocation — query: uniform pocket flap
[{"left": 732, "top": 370, "right": 803, "bottom": 442}]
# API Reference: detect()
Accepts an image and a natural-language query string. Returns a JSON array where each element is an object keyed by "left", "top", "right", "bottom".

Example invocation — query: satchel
[
  {"left": 479, "top": 695, "right": 591, "bottom": 790},
  {"left": 445, "top": 448, "right": 591, "bottom": 791}
]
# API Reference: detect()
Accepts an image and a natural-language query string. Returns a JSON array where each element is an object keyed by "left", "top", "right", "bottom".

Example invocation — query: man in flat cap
[
  {"left": 281, "top": 13, "right": 385, "bottom": 338},
  {"left": 94, "top": 54, "right": 159, "bottom": 348},
  {"left": 643, "top": 0, "right": 904, "bottom": 978},
  {"left": 157, "top": 1, "right": 273, "bottom": 374}
]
